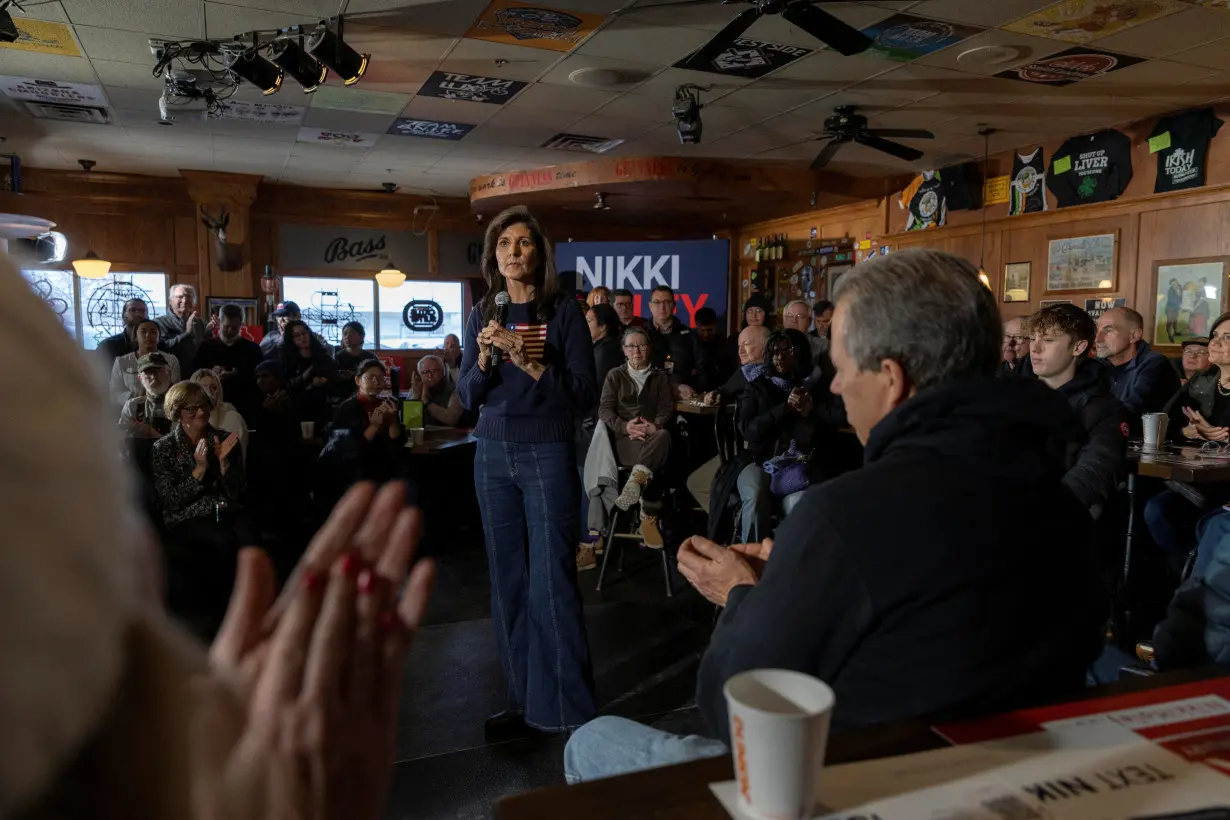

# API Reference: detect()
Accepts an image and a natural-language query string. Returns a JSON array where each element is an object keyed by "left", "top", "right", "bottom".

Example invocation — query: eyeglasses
[
  {"left": 1003, "top": 335, "right": 1029, "bottom": 344},
  {"left": 181, "top": 404, "right": 208, "bottom": 415},
  {"left": 623, "top": 343, "right": 650, "bottom": 351},
  {"left": 1201, "top": 441, "right": 1230, "bottom": 454}
]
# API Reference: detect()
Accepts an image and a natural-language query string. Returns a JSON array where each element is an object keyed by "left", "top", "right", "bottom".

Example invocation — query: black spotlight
[
  {"left": 306, "top": 24, "right": 369, "bottom": 86},
  {"left": 227, "top": 51, "right": 283, "bottom": 95},
  {"left": 0, "top": 7, "right": 18, "bottom": 44},
  {"left": 271, "top": 39, "right": 327, "bottom": 92},
  {"left": 673, "top": 84, "right": 705, "bottom": 145}
]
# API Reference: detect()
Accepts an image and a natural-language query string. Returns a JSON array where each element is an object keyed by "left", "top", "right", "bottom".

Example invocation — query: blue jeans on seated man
[
  {"left": 564, "top": 716, "right": 728, "bottom": 784},
  {"left": 736, "top": 463, "right": 805, "bottom": 543},
  {"left": 1144, "top": 488, "right": 1210, "bottom": 555}
]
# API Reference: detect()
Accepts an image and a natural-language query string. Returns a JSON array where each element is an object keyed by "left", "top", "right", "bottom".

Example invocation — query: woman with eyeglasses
[{"left": 151, "top": 380, "right": 247, "bottom": 638}]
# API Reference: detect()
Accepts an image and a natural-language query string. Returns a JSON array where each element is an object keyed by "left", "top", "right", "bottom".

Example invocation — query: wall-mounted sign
[
  {"left": 296, "top": 128, "right": 382, "bottom": 147},
  {"left": 860, "top": 14, "right": 981, "bottom": 62},
  {"left": 995, "top": 46, "right": 1145, "bottom": 86},
  {"left": 417, "top": 70, "right": 527, "bottom": 104},
  {"left": 388, "top": 117, "right": 474, "bottom": 140},
  {"left": 1085, "top": 296, "right": 1127, "bottom": 322},
  {"left": 0, "top": 75, "right": 107, "bottom": 106},
  {"left": 542, "top": 133, "right": 624, "bottom": 153},
  {"left": 674, "top": 38, "right": 812, "bottom": 78},
  {"left": 466, "top": 0, "right": 605, "bottom": 52},
  {"left": 438, "top": 231, "right": 485, "bottom": 274},
  {"left": 211, "top": 100, "right": 304, "bottom": 124},
  {"left": 279, "top": 224, "right": 429, "bottom": 271},
  {"left": 2, "top": 18, "right": 81, "bottom": 56},
  {"left": 983, "top": 174, "right": 1011, "bottom": 206},
  {"left": 403, "top": 300, "right": 445, "bottom": 332}
]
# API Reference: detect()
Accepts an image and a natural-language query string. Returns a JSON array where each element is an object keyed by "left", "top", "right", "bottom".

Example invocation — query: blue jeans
[
  {"left": 1144, "top": 488, "right": 1207, "bottom": 555},
  {"left": 476, "top": 438, "right": 597, "bottom": 731},
  {"left": 564, "top": 716, "right": 728, "bottom": 784}
]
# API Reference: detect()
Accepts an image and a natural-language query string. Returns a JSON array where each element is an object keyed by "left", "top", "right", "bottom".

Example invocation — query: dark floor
[{"left": 387, "top": 519, "right": 717, "bottom": 820}]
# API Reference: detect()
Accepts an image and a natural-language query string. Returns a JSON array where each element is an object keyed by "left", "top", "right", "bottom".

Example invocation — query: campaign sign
[
  {"left": 557, "top": 239, "right": 730, "bottom": 326},
  {"left": 417, "top": 71, "right": 527, "bottom": 105},
  {"left": 388, "top": 118, "right": 474, "bottom": 140}
]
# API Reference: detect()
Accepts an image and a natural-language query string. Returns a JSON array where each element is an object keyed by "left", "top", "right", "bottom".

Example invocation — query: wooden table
[
  {"left": 494, "top": 667, "right": 1229, "bottom": 820},
  {"left": 405, "top": 427, "right": 477, "bottom": 455},
  {"left": 1130, "top": 443, "right": 1230, "bottom": 483}
]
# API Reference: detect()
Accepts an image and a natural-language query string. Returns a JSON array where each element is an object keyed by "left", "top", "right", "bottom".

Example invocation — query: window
[
  {"left": 19, "top": 270, "right": 167, "bottom": 349},
  {"left": 376, "top": 280, "right": 465, "bottom": 350},
  {"left": 281, "top": 276, "right": 466, "bottom": 350}
]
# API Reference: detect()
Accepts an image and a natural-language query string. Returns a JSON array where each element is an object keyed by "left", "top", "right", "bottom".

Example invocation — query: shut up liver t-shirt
[
  {"left": 1151, "top": 107, "right": 1224, "bottom": 193},
  {"left": 1046, "top": 129, "right": 1133, "bottom": 207}
]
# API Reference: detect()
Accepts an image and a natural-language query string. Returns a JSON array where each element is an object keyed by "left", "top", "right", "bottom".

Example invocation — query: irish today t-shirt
[
  {"left": 1046, "top": 129, "right": 1133, "bottom": 207},
  {"left": 1151, "top": 107, "right": 1224, "bottom": 193}
]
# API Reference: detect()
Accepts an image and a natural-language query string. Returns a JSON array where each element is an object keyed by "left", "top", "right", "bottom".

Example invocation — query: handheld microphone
[{"left": 492, "top": 291, "right": 510, "bottom": 364}]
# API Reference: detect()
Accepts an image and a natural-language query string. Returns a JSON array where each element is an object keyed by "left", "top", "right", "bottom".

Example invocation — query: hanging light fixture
[
  {"left": 306, "top": 18, "right": 369, "bottom": 86},
  {"left": 227, "top": 50, "right": 284, "bottom": 95},
  {"left": 271, "top": 37, "right": 327, "bottom": 93},
  {"left": 976, "top": 125, "right": 995, "bottom": 290},
  {"left": 375, "top": 259, "right": 405, "bottom": 288},
  {"left": 72, "top": 250, "right": 111, "bottom": 278}
]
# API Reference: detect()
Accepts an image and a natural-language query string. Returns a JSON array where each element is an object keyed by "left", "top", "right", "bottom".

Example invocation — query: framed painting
[
  {"left": 1003, "top": 262, "right": 1031, "bottom": 302},
  {"left": 1046, "top": 232, "right": 1117, "bottom": 293},
  {"left": 1152, "top": 257, "right": 1230, "bottom": 348}
]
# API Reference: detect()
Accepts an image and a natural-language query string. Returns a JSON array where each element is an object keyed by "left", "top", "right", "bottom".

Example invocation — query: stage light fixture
[
  {"left": 672, "top": 84, "right": 706, "bottom": 145},
  {"left": 272, "top": 38, "right": 327, "bottom": 92},
  {"left": 306, "top": 23, "right": 369, "bottom": 86},
  {"left": 0, "top": 6, "right": 17, "bottom": 44},
  {"left": 227, "top": 51, "right": 283, "bottom": 95}
]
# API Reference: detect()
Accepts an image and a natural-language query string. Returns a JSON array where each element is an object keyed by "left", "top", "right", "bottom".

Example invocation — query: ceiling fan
[
  {"left": 809, "top": 105, "right": 934, "bottom": 170},
  {"left": 620, "top": 0, "right": 873, "bottom": 61}
]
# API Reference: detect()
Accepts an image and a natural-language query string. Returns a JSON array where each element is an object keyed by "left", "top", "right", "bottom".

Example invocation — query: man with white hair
[
  {"left": 156, "top": 283, "right": 215, "bottom": 365},
  {"left": 782, "top": 299, "right": 826, "bottom": 361},
  {"left": 408, "top": 354, "right": 463, "bottom": 426},
  {"left": 563, "top": 248, "right": 1102, "bottom": 783}
]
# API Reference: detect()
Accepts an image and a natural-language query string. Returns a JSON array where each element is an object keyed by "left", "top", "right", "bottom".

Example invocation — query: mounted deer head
[{"left": 200, "top": 205, "right": 244, "bottom": 272}]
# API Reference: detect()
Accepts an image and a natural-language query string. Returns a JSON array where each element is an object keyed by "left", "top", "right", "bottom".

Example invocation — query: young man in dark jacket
[
  {"left": 1027, "top": 304, "right": 1129, "bottom": 513},
  {"left": 645, "top": 285, "right": 697, "bottom": 398},
  {"left": 563, "top": 249, "right": 1102, "bottom": 782}
]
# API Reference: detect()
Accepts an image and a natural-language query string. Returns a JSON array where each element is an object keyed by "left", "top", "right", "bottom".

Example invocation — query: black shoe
[{"left": 484, "top": 711, "right": 538, "bottom": 742}]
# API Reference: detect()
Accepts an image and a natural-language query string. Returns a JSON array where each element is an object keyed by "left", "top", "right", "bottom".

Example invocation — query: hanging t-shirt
[
  {"left": 1046, "top": 129, "right": 1133, "bottom": 207},
  {"left": 901, "top": 170, "right": 946, "bottom": 231},
  {"left": 1151, "top": 107, "right": 1223, "bottom": 193},
  {"left": 1009, "top": 147, "right": 1047, "bottom": 215}
]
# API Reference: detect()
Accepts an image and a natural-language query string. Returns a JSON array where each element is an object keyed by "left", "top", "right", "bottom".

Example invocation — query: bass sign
[
  {"left": 403, "top": 300, "right": 444, "bottom": 333},
  {"left": 325, "top": 235, "right": 386, "bottom": 264}
]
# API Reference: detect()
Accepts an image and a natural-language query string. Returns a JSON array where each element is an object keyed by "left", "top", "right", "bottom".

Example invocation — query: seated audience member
[
  {"left": 260, "top": 299, "right": 300, "bottom": 358},
  {"left": 736, "top": 328, "right": 845, "bottom": 543},
  {"left": 600, "top": 327, "right": 674, "bottom": 516},
  {"left": 110, "top": 319, "right": 181, "bottom": 407},
  {"left": 1027, "top": 305, "right": 1128, "bottom": 513},
  {"left": 612, "top": 287, "right": 646, "bottom": 329},
  {"left": 1150, "top": 508, "right": 1230, "bottom": 669},
  {"left": 119, "top": 352, "right": 175, "bottom": 438},
  {"left": 1146, "top": 312, "right": 1230, "bottom": 556},
  {"left": 587, "top": 285, "right": 611, "bottom": 307},
  {"left": 332, "top": 359, "right": 407, "bottom": 483},
  {"left": 691, "top": 306, "right": 731, "bottom": 393},
  {"left": 408, "top": 354, "right": 464, "bottom": 426},
  {"left": 281, "top": 318, "right": 339, "bottom": 427},
  {"left": 334, "top": 320, "right": 378, "bottom": 378},
  {"left": 1096, "top": 306, "right": 1180, "bottom": 425},
  {"left": 96, "top": 297, "right": 147, "bottom": 365},
  {"left": 563, "top": 248, "right": 1101, "bottom": 782},
  {"left": 646, "top": 285, "right": 697, "bottom": 398},
  {"left": 442, "top": 332, "right": 463, "bottom": 383},
  {"left": 191, "top": 302, "right": 262, "bottom": 420},
  {"left": 728, "top": 295, "right": 772, "bottom": 366},
  {"left": 1182, "top": 337, "right": 1210, "bottom": 384},
  {"left": 782, "top": 299, "right": 825, "bottom": 363},
  {"left": 1000, "top": 315, "right": 1031, "bottom": 378},
  {"left": 156, "top": 284, "right": 214, "bottom": 366},
  {"left": 810, "top": 300, "right": 833, "bottom": 344},
  {"left": 588, "top": 302, "right": 625, "bottom": 389},
  {"left": 190, "top": 368, "right": 249, "bottom": 459}
]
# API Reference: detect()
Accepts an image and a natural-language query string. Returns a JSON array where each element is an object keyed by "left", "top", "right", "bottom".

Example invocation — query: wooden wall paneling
[
  {"left": 427, "top": 229, "right": 439, "bottom": 276},
  {"left": 1137, "top": 201, "right": 1230, "bottom": 348}
]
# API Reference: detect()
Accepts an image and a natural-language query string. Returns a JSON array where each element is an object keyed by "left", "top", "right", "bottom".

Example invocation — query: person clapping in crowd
[
  {"left": 119, "top": 352, "right": 176, "bottom": 438},
  {"left": 156, "top": 284, "right": 215, "bottom": 366},
  {"left": 192, "top": 303, "right": 263, "bottom": 420},
  {"left": 408, "top": 355, "right": 464, "bottom": 426},
  {"left": 191, "top": 368, "right": 249, "bottom": 460},
  {"left": 110, "top": 319, "right": 180, "bottom": 407},
  {"left": 281, "top": 318, "right": 340, "bottom": 428},
  {"left": 332, "top": 358, "right": 407, "bottom": 482}
]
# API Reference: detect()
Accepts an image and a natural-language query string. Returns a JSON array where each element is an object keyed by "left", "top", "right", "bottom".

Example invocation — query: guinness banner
[{"left": 278, "top": 224, "right": 429, "bottom": 271}]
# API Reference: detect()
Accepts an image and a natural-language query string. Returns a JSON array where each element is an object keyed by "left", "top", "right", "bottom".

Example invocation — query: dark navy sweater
[{"left": 457, "top": 296, "right": 597, "bottom": 443}]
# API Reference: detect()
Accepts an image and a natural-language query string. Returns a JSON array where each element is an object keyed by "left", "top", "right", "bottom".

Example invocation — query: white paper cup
[
  {"left": 724, "top": 669, "right": 835, "bottom": 820},
  {"left": 1142, "top": 412, "right": 1168, "bottom": 449},
  {"left": 300, "top": 420, "right": 315, "bottom": 439},
  {"left": 410, "top": 427, "right": 425, "bottom": 446}
]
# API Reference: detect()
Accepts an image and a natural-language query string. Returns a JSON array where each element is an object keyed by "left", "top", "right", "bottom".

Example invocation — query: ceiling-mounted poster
[
  {"left": 994, "top": 46, "right": 1145, "bottom": 86},
  {"left": 465, "top": 0, "right": 604, "bottom": 52},
  {"left": 416, "top": 70, "right": 527, "bottom": 104},
  {"left": 387, "top": 118, "right": 474, "bottom": 140},
  {"left": 674, "top": 38, "right": 813, "bottom": 79},
  {"left": 1004, "top": 0, "right": 1185, "bottom": 43},
  {"left": 859, "top": 14, "right": 981, "bottom": 62}
]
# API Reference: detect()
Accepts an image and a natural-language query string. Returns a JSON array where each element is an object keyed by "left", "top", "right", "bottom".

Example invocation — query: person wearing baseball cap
[
  {"left": 119, "top": 352, "right": 174, "bottom": 438},
  {"left": 259, "top": 300, "right": 301, "bottom": 358},
  {"left": 1182, "top": 337, "right": 1211, "bottom": 384}
]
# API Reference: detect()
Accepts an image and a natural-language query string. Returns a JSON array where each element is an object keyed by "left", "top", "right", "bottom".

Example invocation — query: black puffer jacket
[
  {"left": 1056, "top": 358, "right": 1129, "bottom": 511},
  {"left": 738, "top": 375, "right": 846, "bottom": 478}
]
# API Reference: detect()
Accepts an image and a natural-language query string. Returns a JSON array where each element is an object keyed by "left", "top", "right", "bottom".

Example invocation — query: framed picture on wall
[
  {"left": 1152, "top": 257, "right": 1230, "bottom": 347},
  {"left": 1002, "top": 262, "right": 1031, "bottom": 302},
  {"left": 1046, "top": 233, "right": 1117, "bottom": 293},
  {"left": 1040, "top": 299, "right": 1072, "bottom": 309}
]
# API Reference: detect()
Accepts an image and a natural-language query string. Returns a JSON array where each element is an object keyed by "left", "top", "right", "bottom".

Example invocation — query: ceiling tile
[
  {"left": 1131, "top": 69, "right": 1230, "bottom": 108},
  {"left": 716, "top": 77, "right": 840, "bottom": 115},
  {"left": 0, "top": 51, "right": 99, "bottom": 84},
  {"left": 1093, "top": 7, "right": 1230, "bottom": 58},
  {"left": 910, "top": 0, "right": 1059, "bottom": 27},
  {"left": 427, "top": 155, "right": 505, "bottom": 174},
  {"left": 1172, "top": 37, "right": 1230, "bottom": 71},
  {"left": 763, "top": 48, "right": 894, "bottom": 84},
  {"left": 913, "top": 28, "right": 1066, "bottom": 75},
  {"left": 482, "top": 104, "right": 584, "bottom": 131},
  {"left": 624, "top": 66, "right": 752, "bottom": 102},
  {"left": 538, "top": 54, "right": 660, "bottom": 89},
  {"left": 342, "top": 0, "right": 491, "bottom": 37},
  {"left": 550, "top": 0, "right": 627, "bottom": 13},
  {"left": 60, "top": 0, "right": 203, "bottom": 38},
  {"left": 464, "top": 123, "right": 563, "bottom": 148},
  {"left": 401, "top": 95, "right": 501, "bottom": 124},
  {"left": 564, "top": 113, "right": 659, "bottom": 140},
  {"left": 576, "top": 19, "right": 713, "bottom": 64},
  {"left": 1075, "top": 58, "right": 1218, "bottom": 97},
  {"left": 608, "top": 3, "right": 741, "bottom": 32},
  {"left": 230, "top": 82, "right": 315, "bottom": 109},
  {"left": 211, "top": 135, "right": 293, "bottom": 156},
  {"left": 103, "top": 85, "right": 158, "bottom": 109},
  {"left": 208, "top": 119, "right": 300, "bottom": 141},
  {"left": 202, "top": 2, "right": 297, "bottom": 39},
  {"left": 591, "top": 92, "right": 675, "bottom": 124},
  {"left": 845, "top": 63, "right": 970, "bottom": 107},
  {"left": 436, "top": 142, "right": 529, "bottom": 161},
  {"left": 341, "top": 26, "right": 456, "bottom": 95},
  {"left": 302, "top": 108, "right": 398, "bottom": 132},
  {"left": 73, "top": 25, "right": 162, "bottom": 65},
  {"left": 505, "top": 81, "right": 617, "bottom": 113},
  {"left": 436, "top": 38, "right": 561, "bottom": 82},
  {"left": 90, "top": 58, "right": 165, "bottom": 90},
  {"left": 211, "top": 0, "right": 338, "bottom": 15}
]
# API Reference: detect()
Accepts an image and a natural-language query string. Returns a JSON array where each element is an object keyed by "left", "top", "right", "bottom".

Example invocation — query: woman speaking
[{"left": 458, "top": 206, "right": 599, "bottom": 738}]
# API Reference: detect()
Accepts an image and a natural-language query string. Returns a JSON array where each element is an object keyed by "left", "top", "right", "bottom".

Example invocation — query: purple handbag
[{"left": 762, "top": 440, "right": 811, "bottom": 497}]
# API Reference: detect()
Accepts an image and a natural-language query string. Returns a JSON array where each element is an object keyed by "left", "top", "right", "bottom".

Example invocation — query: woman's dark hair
[
  {"left": 588, "top": 303, "right": 622, "bottom": 340},
  {"left": 764, "top": 328, "right": 812, "bottom": 382},
  {"left": 741, "top": 294, "right": 773, "bottom": 330},
  {"left": 279, "top": 319, "right": 329, "bottom": 369},
  {"left": 1212, "top": 311, "right": 1230, "bottom": 339},
  {"left": 812, "top": 300, "right": 834, "bottom": 315},
  {"left": 478, "top": 205, "right": 560, "bottom": 324},
  {"left": 130, "top": 318, "right": 159, "bottom": 344}
]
